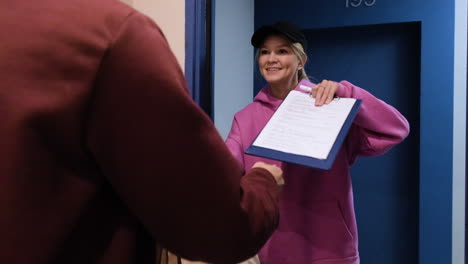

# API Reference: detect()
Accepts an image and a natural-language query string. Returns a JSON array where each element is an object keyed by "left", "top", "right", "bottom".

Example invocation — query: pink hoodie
[{"left": 226, "top": 79, "right": 409, "bottom": 264}]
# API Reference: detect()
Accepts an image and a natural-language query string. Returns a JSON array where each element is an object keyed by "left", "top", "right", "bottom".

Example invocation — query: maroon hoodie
[{"left": 0, "top": 0, "right": 279, "bottom": 263}]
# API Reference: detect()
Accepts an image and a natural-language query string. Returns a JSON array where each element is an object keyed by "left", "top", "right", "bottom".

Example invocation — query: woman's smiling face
[{"left": 258, "top": 35, "right": 302, "bottom": 89}]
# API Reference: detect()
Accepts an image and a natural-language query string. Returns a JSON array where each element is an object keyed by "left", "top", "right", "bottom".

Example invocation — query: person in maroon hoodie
[{"left": 0, "top": 0, "right": 284, "bottom": 263}]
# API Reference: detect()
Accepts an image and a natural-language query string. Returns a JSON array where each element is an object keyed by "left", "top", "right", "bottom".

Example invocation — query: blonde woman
[{"left": 225, "top": 21, "right": 410, "bottom": 264}]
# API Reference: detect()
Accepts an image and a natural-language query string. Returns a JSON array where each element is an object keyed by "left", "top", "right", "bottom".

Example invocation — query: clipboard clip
[{"left": 298, "top": 85, "right": 313, "bottom": 93}]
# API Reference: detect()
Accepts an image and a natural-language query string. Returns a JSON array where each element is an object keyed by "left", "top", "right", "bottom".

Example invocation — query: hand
[
  {"left": 252, "top": 162, "right": 284, "bottom": 188},
  {"left": 311, "top": 79, "right": 339, "bottom": 106}
]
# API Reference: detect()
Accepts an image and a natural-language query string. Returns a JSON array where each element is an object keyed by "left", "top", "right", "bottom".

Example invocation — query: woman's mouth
[{"left": 266, "top": 67, "right": 281, "bottom": 71}]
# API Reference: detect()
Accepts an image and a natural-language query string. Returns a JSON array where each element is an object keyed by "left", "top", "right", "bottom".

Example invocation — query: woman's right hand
[
  {"left": 311, "top": 79, "right": 339, "bottom": 106},
  {"left": 252, "top": 162, "right": 284, "bottom": 188}
]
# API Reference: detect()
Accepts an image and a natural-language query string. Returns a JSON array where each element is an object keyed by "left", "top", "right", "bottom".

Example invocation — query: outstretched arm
[{"left": 86, "top": 11, "right": 279, "bottom": 264}]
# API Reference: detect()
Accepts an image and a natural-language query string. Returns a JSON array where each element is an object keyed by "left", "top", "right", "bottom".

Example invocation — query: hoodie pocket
[{"left": 277, "top": 200, "right": 357, "bottom": 260}]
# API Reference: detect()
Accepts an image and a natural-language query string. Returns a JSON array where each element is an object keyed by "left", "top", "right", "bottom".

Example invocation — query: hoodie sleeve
[
  {"left": 225, "top": 116, "right": 245, "bottom": 167},
  {"left": 336, "top": 80, "right": 410, "bottom": 163},
  {"left": 86, "top": 11, "right": 279, "bottom": 264}
]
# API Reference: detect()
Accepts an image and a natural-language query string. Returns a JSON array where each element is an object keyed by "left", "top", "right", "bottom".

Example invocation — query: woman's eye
[
  {"left": 260, "top": 50, "right": 269, "bottom": 55},
  {"left": 278, "top": 49, "right": 289, "bottom": 54}
]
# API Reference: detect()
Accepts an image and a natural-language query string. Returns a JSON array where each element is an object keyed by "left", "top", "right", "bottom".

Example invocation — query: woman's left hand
[{"left": 311, "top": 80, "right": 339, "bottom": 106}]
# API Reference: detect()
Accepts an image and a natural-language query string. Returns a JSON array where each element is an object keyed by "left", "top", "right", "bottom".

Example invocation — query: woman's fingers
[
  {"left": 313, "top": 80, "right": 337, "bottom": 106},
  {"left": 311, "top": 86, "right": 318, "bottom": 98},
  {"left": 325, "top": 81, "right": 337, "bottom": 104},
  {"left": 315, "top": 84, "right": 325, "bottom": 106},
  {"left": 315, "top": 80, "right": 327, "bottom": 106}
]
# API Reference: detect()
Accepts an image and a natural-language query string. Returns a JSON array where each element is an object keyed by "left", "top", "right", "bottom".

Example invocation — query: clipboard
[{"left": 245, "top": 84, "right": 361, "bottom": 170}]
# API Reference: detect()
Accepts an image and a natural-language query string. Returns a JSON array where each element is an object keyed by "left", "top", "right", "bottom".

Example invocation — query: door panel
[{"left": 306, "top": 23, "right": 420, "bottom": 264}]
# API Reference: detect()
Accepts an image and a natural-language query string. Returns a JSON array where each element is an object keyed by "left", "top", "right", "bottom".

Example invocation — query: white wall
[
  {"left": 213, "top": 0, "right": 255, "bottom": 139},
  {"left": 452, "top": 0, "right": 467, "bottom": 262},
  {"left": 130, "top": 0, "right": 185, "bottom": 69}
]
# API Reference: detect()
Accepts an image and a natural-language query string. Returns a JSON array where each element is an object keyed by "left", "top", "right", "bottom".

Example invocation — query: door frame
[{"left": 185, "top": 0, "right": 213, "bottom": 117}]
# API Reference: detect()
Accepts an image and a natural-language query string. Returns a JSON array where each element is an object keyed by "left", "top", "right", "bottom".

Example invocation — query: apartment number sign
[{"left": 346, "top": 0, "right": 376, "bottom": 8}]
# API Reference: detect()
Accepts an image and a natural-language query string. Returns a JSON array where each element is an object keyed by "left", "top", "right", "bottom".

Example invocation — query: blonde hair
[
  {"left": 255, "top": 39, "right": 309, "bottom": 81},
  {"left": 290, "top": 42, "right": 309, "bottom": 81}
]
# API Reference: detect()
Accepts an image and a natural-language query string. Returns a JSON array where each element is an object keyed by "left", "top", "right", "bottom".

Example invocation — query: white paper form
[{"left": 252, "top": 90, "right": 357, "bottom": 160}]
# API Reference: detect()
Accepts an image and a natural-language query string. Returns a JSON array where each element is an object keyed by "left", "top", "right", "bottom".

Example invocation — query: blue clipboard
[{"left": 245, "top": 99, "right": 361, "bottom": 170}]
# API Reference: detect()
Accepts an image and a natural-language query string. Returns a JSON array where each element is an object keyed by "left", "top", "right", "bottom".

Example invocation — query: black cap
[{"left": 251, "top": 21, "right": 307, "bottom": 50}]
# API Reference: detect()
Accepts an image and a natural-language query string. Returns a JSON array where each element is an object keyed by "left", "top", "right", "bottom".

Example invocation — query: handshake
[{"left": 252, "top": 162, "right": 285, "bottom": 188}]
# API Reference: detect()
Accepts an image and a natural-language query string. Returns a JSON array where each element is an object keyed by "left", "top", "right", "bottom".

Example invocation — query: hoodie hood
[
  {"left": 253, "top": 85, "right": 284, "bottom": 110},
  {"left": 253, "top": 79, "right": 316, "bottom": 110}
]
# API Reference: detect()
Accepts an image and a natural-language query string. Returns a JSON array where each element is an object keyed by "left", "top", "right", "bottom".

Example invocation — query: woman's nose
[{"left": 267, "top": 52, "right": 278, "bottom": 62}]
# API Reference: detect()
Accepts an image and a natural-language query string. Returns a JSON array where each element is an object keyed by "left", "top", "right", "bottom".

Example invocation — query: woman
[{"left": 225, "top": 21, "right": 410, "bottom": 264}]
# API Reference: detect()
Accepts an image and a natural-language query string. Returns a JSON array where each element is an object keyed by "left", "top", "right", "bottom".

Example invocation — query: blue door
[
  {"left": 209, "top": 0, "right": 464, "bottom": 261},
  {"left": 253, "top": 19, "right": 421, "bottom": 264},
  {"left": 252, "top": 0, "right": 461, "bottom": 263}
]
